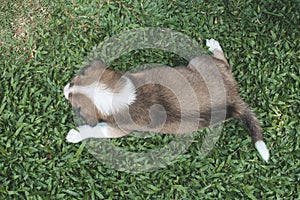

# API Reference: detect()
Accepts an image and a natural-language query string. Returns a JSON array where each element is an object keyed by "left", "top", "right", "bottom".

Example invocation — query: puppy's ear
[
  {"left": 71, "top": 93, "right": 100, "bottom": 127},
  {"left": 78, "top": 59, "right": 106, "bottom": 76},
  {"left": 90, "top": 59, "right": 106, "bottom": 69},
  {"left": 82, "top": 112, "right": 99, "bottom": 127},
  {"left": 78, "top": 104, "right": 99, "bottom": 127}
]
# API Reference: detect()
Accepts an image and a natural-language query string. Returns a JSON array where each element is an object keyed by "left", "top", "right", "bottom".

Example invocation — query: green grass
[{"left": 1, "top": 0, "right": 299, "bottom": 199}]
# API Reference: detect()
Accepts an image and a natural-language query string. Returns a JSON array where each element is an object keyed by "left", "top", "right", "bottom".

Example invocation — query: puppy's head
[{"left": 63, "top": 60, "right": 136, "bottom": 126}]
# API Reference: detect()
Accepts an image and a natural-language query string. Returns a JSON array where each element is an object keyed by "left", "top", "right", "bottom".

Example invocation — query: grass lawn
[{"left": 0, "top": 0, "right": 299, "bottom": 199}]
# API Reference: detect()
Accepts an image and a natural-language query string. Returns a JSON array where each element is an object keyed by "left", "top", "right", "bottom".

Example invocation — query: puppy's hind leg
[{"left": 206, "top": 38, "right": 229, "bottom": 66}]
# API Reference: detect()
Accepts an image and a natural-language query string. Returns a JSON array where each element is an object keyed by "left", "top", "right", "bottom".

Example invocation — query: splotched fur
[{"left": 63, "top": 39, "right": 269, "bottom": 162}]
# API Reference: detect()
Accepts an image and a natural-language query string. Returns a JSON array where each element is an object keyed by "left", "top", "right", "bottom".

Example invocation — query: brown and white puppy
[{"left": 63, "top": 39, "right": 269, "bottom": 162}]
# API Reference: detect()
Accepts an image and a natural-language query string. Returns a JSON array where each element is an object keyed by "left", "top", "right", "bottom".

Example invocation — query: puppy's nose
[{"left": 63, "top": 83, "right": 70, "bottom": 99}]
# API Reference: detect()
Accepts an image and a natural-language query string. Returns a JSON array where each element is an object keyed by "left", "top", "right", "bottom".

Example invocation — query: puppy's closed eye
[
  {"left": 68, "top": 92, "right": 73, "bottom": 100},
  {"left": 69, "top": 82, "right": 75, "bottom": 87}
]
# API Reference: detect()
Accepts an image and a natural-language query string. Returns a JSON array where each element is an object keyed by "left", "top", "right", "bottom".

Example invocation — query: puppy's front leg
[{"left": 67, "top": 123, "right": 127, "bottom": 143}]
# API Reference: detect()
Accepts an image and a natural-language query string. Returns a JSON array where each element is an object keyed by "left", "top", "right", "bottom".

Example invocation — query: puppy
[{"left": 63, "top": 39, "right": 269, "bottom": 162}]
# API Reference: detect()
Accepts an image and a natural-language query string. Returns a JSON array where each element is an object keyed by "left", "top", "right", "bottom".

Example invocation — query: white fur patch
[
  {"left": 255, "top": 140, "right": 270, "bottom": 163},
  {"left": 206, "top": 38, "right": 223, "bottom": 52},
  {"left": 67, "top": 123, "right": 109, "bottom": 143},
  {"left": 64, "top": 77, "right": 136, "bottom": 116},
  {"left": 93, "top": 77, "right": 136, "bottom": 115}
]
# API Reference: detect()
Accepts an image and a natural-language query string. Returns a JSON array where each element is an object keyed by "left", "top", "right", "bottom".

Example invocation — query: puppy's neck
[
  {"left": 67, "top": 76, "right": 136, "bottom": 116},
  {"left": 95, "top": 77, "right": 136, "bottom": 116}
]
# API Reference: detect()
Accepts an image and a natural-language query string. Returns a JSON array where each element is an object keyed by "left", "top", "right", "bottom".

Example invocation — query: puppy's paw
[
  {"left": 206, "top": 38, "right": 222, "bottom": 52},
  {"left": 66, "top": 129, "right": 83, "bottom": 143}
]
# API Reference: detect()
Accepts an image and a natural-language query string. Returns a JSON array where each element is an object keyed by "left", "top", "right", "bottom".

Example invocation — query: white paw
[
  {"left": 206, "top": 38, "right": 223, "bottom": 52},
  {"left": 66, "top": 129, "right": 83, "bottom": 143}
]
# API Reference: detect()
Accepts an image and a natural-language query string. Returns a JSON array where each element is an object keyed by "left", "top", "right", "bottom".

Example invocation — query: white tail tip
[{"left": 255, "top": 140, "right": 270, "bottom": 163}]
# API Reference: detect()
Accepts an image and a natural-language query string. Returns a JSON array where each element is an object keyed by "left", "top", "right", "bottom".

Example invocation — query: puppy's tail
[{"left": 241, "top": 108, "right": 270, "bottom": 163}]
